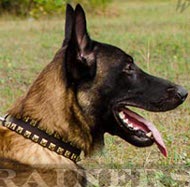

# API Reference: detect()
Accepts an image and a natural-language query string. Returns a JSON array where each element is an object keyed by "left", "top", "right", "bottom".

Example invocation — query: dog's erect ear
[
  {"left": 62, "top": 4, "right": 74, "bottom": 46},
  {"left": 74, "top": 4, "right": 91, "bottom": 55},
  {"left": 65, "top": 4, "right": 96, "bottom": 85}
]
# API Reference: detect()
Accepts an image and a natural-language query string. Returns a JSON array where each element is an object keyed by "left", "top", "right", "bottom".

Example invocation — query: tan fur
[{"left": 0, "top": 47, "right": 91, "bottom": 186}]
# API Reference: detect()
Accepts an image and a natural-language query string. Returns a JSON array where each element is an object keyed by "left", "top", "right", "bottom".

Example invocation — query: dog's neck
[{"left": 8, "top": 49, "right": 93, "bottom": 155}]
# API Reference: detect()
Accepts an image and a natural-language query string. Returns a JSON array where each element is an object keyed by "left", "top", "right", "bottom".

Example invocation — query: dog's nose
[
  {"left": 167, "top": 85, "right": 188, "bottom": 102},
  {"left": 176, "top": 85, "right": 188, "bottom": 102}
]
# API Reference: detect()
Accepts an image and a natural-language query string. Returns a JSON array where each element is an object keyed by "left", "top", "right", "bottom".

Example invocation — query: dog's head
[{"left": 63, "top": 4, "right": 188, "bottom": 156}]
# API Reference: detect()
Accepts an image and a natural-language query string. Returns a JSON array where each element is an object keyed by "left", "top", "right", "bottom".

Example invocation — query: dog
[{"left": 0, "top": 4, "right": 188, "bottom": 187}]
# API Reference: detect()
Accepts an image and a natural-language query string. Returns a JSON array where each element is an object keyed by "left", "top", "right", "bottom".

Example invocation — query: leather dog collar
[{"left": 0, "top": 115, "right": 81, "bottom": 163}]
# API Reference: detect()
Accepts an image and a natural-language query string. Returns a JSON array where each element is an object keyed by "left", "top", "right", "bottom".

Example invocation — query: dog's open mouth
[{"left": 113, "top": 106, "right": 167, "bottom": 157}]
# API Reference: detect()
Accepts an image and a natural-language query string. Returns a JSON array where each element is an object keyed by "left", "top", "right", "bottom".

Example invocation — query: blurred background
[{"left": 0, "top": 0, "right": 113, "bottom": 17}]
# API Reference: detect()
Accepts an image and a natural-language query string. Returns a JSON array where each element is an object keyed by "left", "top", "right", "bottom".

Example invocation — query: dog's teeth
[
  {"left": 119, "top": 111, "right": 125, "bottom": 119},
  {"left": 128, "top": 123, "right": 133, "bottom": 128},
  {"left": 123, "top": 119, "right": 129, "bottom": 124},
  {"left": 146, "top": 132, "right": 153, "bottom": 138},
  {"left": 134, "top": 127, "right": 139, "bottom": 131}
]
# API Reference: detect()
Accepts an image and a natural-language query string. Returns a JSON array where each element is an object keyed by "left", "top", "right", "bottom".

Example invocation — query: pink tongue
[{"left": 124, "top": 109, "right": 168, "bottom": 157}]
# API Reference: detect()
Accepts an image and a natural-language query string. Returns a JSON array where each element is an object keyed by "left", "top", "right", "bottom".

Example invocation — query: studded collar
[{"left": 0, "top": 115, "right": 81, "bottom": 163}]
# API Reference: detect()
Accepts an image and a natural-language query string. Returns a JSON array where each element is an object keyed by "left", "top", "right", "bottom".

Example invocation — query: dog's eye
[{"left": 123, "top": 64, "right": 134, "bottom": 74}]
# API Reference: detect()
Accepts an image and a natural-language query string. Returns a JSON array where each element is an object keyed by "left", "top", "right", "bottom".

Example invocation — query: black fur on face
[{"left": 64, "top": 4, "right": 188, "bottom": 154}]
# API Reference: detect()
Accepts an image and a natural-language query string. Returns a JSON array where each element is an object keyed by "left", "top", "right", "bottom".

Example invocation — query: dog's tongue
[{"left": 124, "top": 109, "right": 167, "bottom": 157}]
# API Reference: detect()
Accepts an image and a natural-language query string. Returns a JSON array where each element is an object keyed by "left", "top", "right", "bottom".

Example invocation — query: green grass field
[{"left": 0, "top": 0, "right": 190, "bottom": 186}]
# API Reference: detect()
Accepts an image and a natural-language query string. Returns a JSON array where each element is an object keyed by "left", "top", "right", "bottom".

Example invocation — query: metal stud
[
  {"left": 49, "top": 143, "right": 56, "bottom": 151},
  {"left": 64, "top": 150, "right": 71, "bottom": 158},
  {"left": 16, "top": 126, "right": 24, "bottom": 134},
  {"left": 46, "top": 129, "right": 53, "bottom": 136},
  {"left": 40, "top": 138, "right": 48, "bottom": 147},
  {"left": 5, "top": 122, "right": 11, "bottom": 128},
  {"left": 24, "top": 130, "right": 31, "bottom": 138},
  {"left": 10, "top": 123, "right": 17, "bottom": 130},
  {"left": 54, "top": 133, "right": 61, "bottom": 140},
  {"left": 57, "top": 147, "right": 64, "bottom": 155},
  {"left": 71, "top": 154, "right": 77, "bottom": 161},
  {"left": 23, "top": 116, "right": 30, "bottom": 123},
  {"left": 32, "top": 135, "right": 39, "bottom": 142},
  {"left": 30, "top": 120, "right": 37, "bottom": 127}
]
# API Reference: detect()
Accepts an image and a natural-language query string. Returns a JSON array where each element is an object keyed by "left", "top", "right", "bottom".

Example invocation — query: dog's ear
[
  {"left": 65, "top": 4, "right": 96, "bottom": 85},
  {"left": 62, "top": 4, "right": 74, "bottom": 46},
  {"left": 74, "top": 4, "right": 92, "bottom": 55}
]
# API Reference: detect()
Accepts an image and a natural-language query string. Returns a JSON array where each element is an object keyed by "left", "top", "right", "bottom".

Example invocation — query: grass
[{"left": 0, "top": 0, "right": 190, "bottom": 185}]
